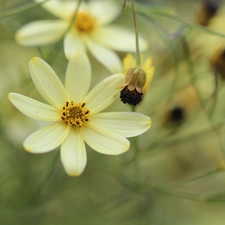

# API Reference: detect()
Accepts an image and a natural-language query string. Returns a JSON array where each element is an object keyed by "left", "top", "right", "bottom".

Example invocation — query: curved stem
[{"left": 65, "top": 0, "right": 83, "bottom": 34}]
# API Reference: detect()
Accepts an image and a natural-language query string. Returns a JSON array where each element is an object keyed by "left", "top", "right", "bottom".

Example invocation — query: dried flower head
[
  {"left": 120, "top": 67, "right": 146, "bottom": 106},
  {"left": 120, "top": 54, "right": 154, "bottom": 106}
]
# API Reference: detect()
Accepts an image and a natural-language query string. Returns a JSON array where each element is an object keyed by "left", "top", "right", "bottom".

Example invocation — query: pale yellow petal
[
  {"left": 85, "top": 36, "right": 122, "bottom": 73},
  {"left": 82, "top": 123, "right": 130, "bottom": 155},
  {"left": 65, "top": 51, "right": 91, "bottom": 102},
  {"left": 91, "top": 112, "right": 152, "bottom": 137},
  {"left": 8, "top": 93, "right": 60, "bottom": 121},
  {"left": 24, "top": 122, "right": 70, "bottom": 153},
  {"left": 15, "top": 20, "right": 68, "bottom": 46},
  {"left": 29, "top": 57, "right": 69, "bottom": 109},
  {"left": 84, "top": 74, "right": 124, "bottom": 114},
  {"left": 61, "top": 128, "right": 86, "bottom": 177}
]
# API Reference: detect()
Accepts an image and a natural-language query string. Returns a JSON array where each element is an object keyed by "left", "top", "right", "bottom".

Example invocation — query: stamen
[
  {"left": 61, "top": 101, "right": 90, "bottom": 128},
  {"left": 74, "top": 12, "right": 97, "bottom": 33}
]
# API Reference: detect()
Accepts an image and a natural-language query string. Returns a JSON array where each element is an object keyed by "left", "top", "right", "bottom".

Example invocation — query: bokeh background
[{"left": 1, "top": 0, "right": 225, "bottom": 224}]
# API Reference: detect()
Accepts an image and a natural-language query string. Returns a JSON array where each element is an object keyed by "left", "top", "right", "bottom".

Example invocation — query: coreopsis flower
[
  {"left": 15, "top": 0, "right": 149, "bottom": 73},
  {"left": 161, "top": 85, "right": 199, "bottom": 127},
  {"left": 187, "top": 3, "right": 225, "bottom": 81},
  {"left": 120, "top": 53, "right": 154, "bottom": 106},
  {"left": 8, "top": 52, "right": 152, "bottom": 177}
]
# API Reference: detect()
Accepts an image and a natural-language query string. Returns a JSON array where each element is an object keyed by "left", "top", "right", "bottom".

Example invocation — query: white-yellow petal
[
  {"left": 29, "top": 57, "right": 69, "bottom": 109},
  {"left": 88, "top": 0, "right": 120, "bottom": 26},
  {"left": 65, "top": 51, "right": 91, "bottom": 102},
  {"left": 85, "top": 37, "right": 122, "bottom": 73},
  {"left": 92, "top": 26, "right": 149, "bottom": 52},
  {"left": 84, "top": 74, "right": 124, "bottom": 114},
  {"left": 15, "top": 20, "right": 68, "bottom": 46},
  {"left": 34, "top": 0, "right": 85, "bottom": 20},
  {"left": 61, "top": 128, "right": 86, "bottom": 177},
  {"left": 82, "top": 123, "right": 130, "bottom": 155},
  {"left": 91, "top": 112, "right": 152, "bottom": 137},
  {"left": 24, "top": 122, "right": 70, "bottom": 153},
  {"left": 64, "top": 31, "right": 86, "bottom": 60},
  {"left": 8, "top": 93, "right": 60, "bottom": 121}
]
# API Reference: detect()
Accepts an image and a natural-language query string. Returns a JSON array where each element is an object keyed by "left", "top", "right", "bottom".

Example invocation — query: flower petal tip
[
  {"left": 24, "top": 146, "right": 31, "bottom": 153},
  {"left": 30, "top": 57, "right": 39, "bottom": 62},
  {"left": 149, "top": 118, "right": 153, "bottom": 127},
  {"left": 125, "top": 143, "right": 130, "bottom": 152},
  {"left": 67, "top": 172, "right": 83, "bottom": 177},
  {"left": 8, "top": 93, "right": 12, "bottom": 99}
]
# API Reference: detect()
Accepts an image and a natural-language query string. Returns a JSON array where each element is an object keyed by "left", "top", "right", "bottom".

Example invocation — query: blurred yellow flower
[
  {"left": 15, "top": 0, "right": 149, "bottom": 73},
  {"left": 8, "top": 52, "right": 152, "bottom": 177}
]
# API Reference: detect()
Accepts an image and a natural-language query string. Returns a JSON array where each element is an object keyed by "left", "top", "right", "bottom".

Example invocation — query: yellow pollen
[
  {"left": 74, "top": 12, "right": 97, "bottom": 33},
  {"left": 61, "top": 101, "right": 90, "bottom": 128}
]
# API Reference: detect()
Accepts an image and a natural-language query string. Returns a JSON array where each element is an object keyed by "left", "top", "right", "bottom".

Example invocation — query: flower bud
[{"left": 120, "top": 67, "right": 147, "bottom": 106}]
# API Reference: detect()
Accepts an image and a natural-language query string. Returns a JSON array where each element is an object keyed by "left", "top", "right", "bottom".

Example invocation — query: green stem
[
  {"left": 0, "top": 0, "right": 49, "bottom": 18},
  {"left": 65, "top": 0, "right": 83, "bottom": 34},
  {"left": 131, "top": 0, "right": 141, "bottom": 67}
]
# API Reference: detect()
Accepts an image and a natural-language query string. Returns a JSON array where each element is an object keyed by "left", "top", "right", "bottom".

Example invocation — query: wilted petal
[
  {"left": 91, "top": 112, "right": 152, "bottom": 137},
  {"left": 84, "top": 74, "right": 124, "bottom": 114},
  {"left": 29, "top": 57, "right": 69, "bottom": 109},
  {"left": 88, "top": 0, "right": 120, "bottom": 26},
  {"left": 24, "top": 122, "right": 70, "bottom": 153},
  {"left": 15, "top": 20, "right": 68, "bottom": 46},
  {"left": 92, "top": 26, "right": 149, "bottom": 52},
  {"left": 8, "top": 93, "right": 60, "bottom": 121},
  {"left": 61, "top": 128, "right": 86, "bottom": 176},
  {"left": 82, "top": 123, "right": 130, "bottom": 155},
  {"left": 65, "top": 51, "right": 91, "bottom": 102},
  {"left": 85, "top": 37, "right": 122, "bottom": 73}
]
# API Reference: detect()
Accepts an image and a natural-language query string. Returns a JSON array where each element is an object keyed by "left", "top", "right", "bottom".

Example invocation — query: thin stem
[
  {"left": 65, "top": 0, "right": 83, "bottom": 34},
  {"left": 122, "top": 0, "right": 127, "bottom": 11},
  {"left": 0, "top": 0, "right": 49, "bottom": 18},
  {"left": 131, "top": 0, "right": 141, "bottom": 67}
]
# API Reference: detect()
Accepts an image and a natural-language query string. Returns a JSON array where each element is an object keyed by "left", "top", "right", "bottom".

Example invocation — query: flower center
[
  {"left": 74, "top": 12, "right": 97, "bottom": 33},
  {"left": 61, "top": 101, "right": 90, "bottom": 128}
]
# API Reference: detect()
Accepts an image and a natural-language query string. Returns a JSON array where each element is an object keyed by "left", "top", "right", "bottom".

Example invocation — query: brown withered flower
[{"left": 120, "top": 67, "right": 147, "bottom": 106}]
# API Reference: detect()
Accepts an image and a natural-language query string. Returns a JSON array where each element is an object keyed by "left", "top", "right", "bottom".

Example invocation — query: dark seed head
[
  {"left": 169, "top": 107, "right": 185, "bottom": 123},
  {"left": 120, "top": 86, "right": 143, "bottom": 106},
  {"left": 204, "top": 0, "right": 220, "bottom": 15}
]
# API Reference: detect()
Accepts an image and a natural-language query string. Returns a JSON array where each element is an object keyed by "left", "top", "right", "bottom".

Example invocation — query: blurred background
[{"left": 1, "top": 0, "right": 225, "bottom": 224}]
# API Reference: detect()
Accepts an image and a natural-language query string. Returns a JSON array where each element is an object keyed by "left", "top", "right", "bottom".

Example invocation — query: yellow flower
[
  {"left": 15, "top": 0, "right": 149, "bottom": 73},
  {"left": 8, "top": 52, "right": 152, "bottom": 177}
]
